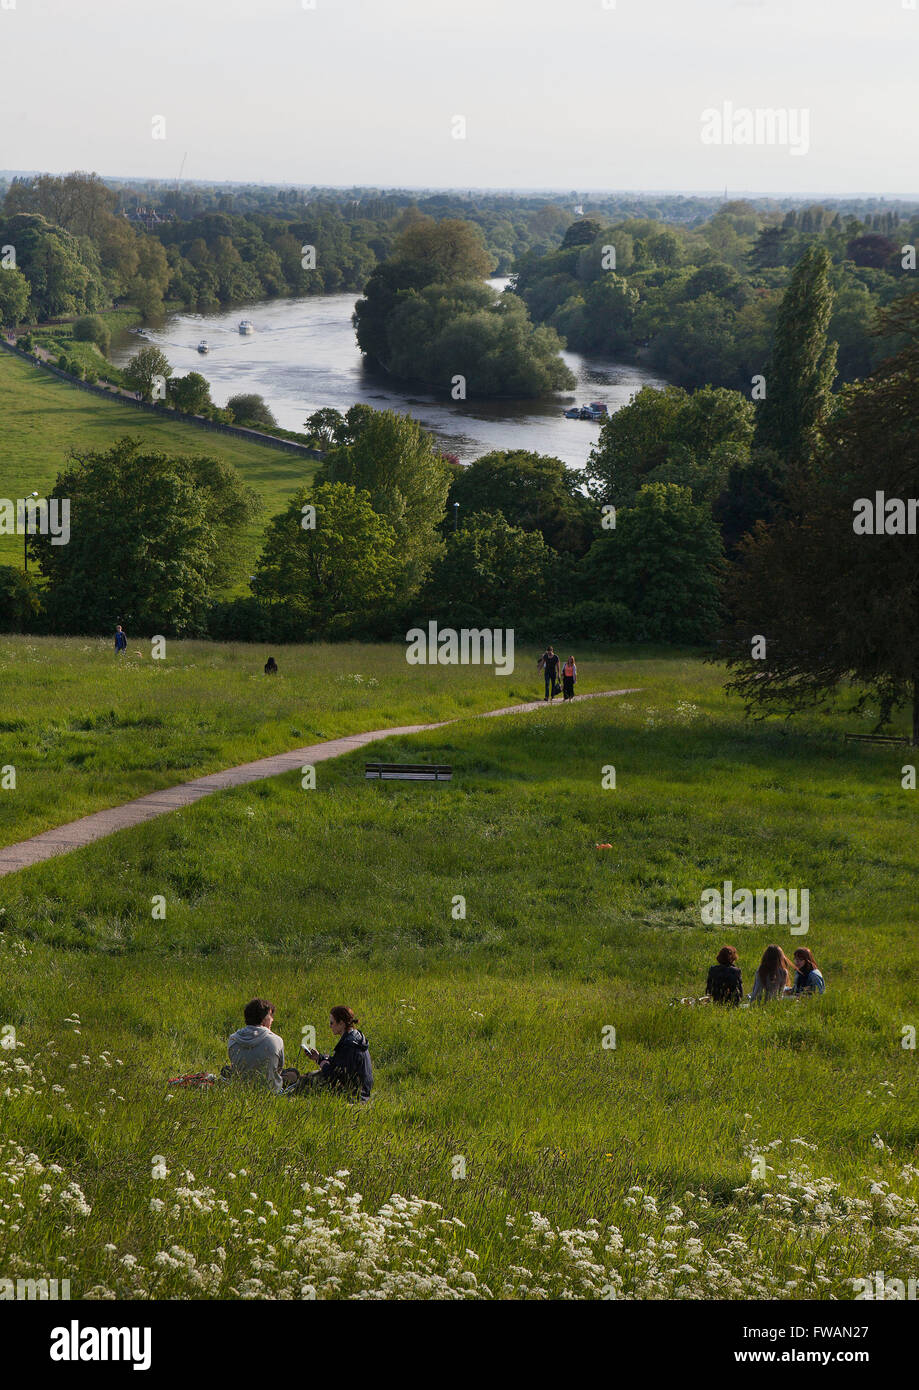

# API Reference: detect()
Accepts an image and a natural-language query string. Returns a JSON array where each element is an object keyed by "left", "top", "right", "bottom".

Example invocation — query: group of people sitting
[
  {"left": 225, "top": 998, "right": 373, "bottom": 1101},
  {"left": 705, "top": 944, "right": 826, "bottom": 1005}
]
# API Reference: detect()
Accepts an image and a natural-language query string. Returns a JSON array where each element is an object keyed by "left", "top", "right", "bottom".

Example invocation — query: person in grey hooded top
[{"left": 227, "top": 998, "right": 286, "bottom": 1093}]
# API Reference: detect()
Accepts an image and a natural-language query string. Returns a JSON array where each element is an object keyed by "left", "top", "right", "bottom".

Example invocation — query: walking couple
[{"left": 537, "top": 646, "right": 577, "bottom": 702}]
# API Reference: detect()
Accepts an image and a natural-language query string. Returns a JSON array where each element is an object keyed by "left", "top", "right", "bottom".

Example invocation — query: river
[{"left": 110, "top": 281, "right": 667, "bottom": 468}]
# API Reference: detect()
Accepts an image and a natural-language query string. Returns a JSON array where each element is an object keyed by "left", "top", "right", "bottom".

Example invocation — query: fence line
[{"left": 0, "top": 338, "right": 323, "bottom": 460}]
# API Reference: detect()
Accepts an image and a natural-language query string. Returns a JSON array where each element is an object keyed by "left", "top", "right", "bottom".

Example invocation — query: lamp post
[
  {"left": 453, "top": 502, "right": 460, "bottom": 533},
  {"left": 23, "top": 491, "right": 38, "bottom": 573}
]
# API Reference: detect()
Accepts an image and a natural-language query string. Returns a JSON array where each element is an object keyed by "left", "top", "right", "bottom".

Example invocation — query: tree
[
  {"left": 303, "top": 407, "right": 345, "bottom": 449},
  {"left": 581, "top": 483, "right": 723, "bottom": 643},
  {"left": 588, "top": 384, "right": 754, "bottom": 508},
  {"left": 0, "top": 213, "right": 106, "bottom": 319},
  {"left": 226, "top": 393, "right": 277, "bottom": 430},
  {"left": 254, "top": 482, "right": 399, "bottom": 637},
  {"left": 0, "top": 267, "right": 30, "bottom": 326},
  {"left": 446, "top": 450, "right": 593, "bottom": 554},
  {"left": 418, "top": 511, "right": 557, "bottom": 630},
  {"left": 722, "top": 293, "right": 919, "bottom": 743},
  {"left": 168, "top": 371, "right": 213, "bottom": 416},
  {"left": 72, "top": 314, "right": 110, "bottom": 354},
  {"left": 561, "top": 219, "right": 602, "bottom": 249},
  {"left": 317, "top": 407, "right": 450, "bottom": 595},
  {"left": 754, "top": 244, "right": 837, "bottom": 469},
  {"left": 123, "top": 346, "right": 172, "bottom": 401},
  {"left": 32, "top": 438, "right": 259, "bottom": 634},
  {"left": 393, "top": 216, "right": 493, "bottom": 282}
]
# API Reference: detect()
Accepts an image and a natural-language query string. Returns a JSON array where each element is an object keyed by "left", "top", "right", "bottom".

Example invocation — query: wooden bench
[
  {"left": 844, "top": 733, "right": 911, "bottom": 747},
  {"left": 365, "top": 762, "right": 452, "bottom": 782}
]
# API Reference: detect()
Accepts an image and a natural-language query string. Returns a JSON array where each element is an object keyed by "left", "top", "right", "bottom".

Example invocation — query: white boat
[
  {"left": 197, "top": 340, "right": 209, "bottom": 354},
  {"left": 238, "top": 319, "right": 254, "bottom": 335}
]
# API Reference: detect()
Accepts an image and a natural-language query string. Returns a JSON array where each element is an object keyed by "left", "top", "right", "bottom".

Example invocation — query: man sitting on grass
[{"left": 226, "top": 998, "right": 286, "bottom": 1093}]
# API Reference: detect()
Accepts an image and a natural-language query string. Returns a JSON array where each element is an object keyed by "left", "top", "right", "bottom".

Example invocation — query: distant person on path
[
  {"left": 791, "top": 947, "right": 826, "bottom": 995},
  {"left": 289, "top": 1005, "right": 373, "bottom": 1102},
  {"left": 114, "top": 624, "right": 127, "bottom": 654},
  {"left": 562, "top": 655, "right": 578, "bottom": 701},
  {"left": 538, "top": 645, "right": 560, "bottom": 702},
  {"left": 749, "top": 945, "right": 791, "bottom": 1002},
  {"left": 264, "top": 656, "right": 278, "bottom": 675},
  {"left": 705, "top": 944, "right": 743, "bottom": 1005},
  {"left": 226, "top": 998, "right": 286, "bottom": 1093}
]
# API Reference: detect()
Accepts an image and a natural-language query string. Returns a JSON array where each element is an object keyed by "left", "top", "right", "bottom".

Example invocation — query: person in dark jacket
[
  {"left": 538, "top": 645, "right": 560, "bottom": 702},
  {"left": 293, "top": 1005, "right": 373, "bottom": 1101},
  {"left": 114, "top": 624, "right": 127, "bottom": 654},
  {"left": 705, "top": 944, "right": 743, "bottom": 1005},
  {"left": 264, "top": 656, "right": 278, "bottom": 675}
]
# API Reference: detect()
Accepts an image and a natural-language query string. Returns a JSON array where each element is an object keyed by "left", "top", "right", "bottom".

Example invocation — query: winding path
[{"left": 0, "top": 689, "right": 640, "bottom": 878}]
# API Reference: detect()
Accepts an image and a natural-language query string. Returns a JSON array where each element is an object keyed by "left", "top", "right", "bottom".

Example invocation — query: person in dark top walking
[
  {"left": 114, "top": 624, "right": 127, "bottom": 654},
  {"left": 538, "top": 645, "right": 560, "bottom": 702},
  {"left": 290, "top": 1005, "right": 373, "bottom": 1101},
  {"left": 705, "top": 944, "right": 744, "bottom": 1005}
]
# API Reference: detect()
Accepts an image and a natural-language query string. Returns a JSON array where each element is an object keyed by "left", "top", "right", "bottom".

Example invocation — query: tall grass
[{"left": 0, "top": 649, "right": 916, "bottom": 1299}]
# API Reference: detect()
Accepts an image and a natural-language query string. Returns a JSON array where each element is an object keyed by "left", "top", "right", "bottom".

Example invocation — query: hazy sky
[{"left": 1, "top": 0, "right": 916, "bottom": 194}]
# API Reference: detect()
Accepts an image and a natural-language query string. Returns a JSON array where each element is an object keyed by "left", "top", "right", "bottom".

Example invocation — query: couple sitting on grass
[
  {"left": 226, "top": 998, "right": 373, "bottom": 1102},
  {"left": 706, "top": 944, "right": 826, "bottom": 1006}
]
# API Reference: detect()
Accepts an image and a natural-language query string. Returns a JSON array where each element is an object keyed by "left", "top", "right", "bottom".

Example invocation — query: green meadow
[
  {"left": 0, "top": 350, "right": 318, "bottom": 579},
  {"left": 1, "top": 641, "right": 916, "bottom": 1300}
]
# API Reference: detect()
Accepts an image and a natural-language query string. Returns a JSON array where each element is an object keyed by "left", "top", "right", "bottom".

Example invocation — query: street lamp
[
  {"left": 23, "top": 491, "right": 38, "bottom": 573},
  {"left": 453, "top": 502, "right": 460, "bottom": 532}
]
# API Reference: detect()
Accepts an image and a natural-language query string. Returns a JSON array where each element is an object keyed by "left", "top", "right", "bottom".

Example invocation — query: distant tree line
[{"left": 513, "top": 201, "right": 918, "bottom": 391}]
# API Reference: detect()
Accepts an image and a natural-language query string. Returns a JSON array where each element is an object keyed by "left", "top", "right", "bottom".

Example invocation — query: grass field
[
  {"left": 0, "top": 641, "right": 916, "bottom": 1300},
  {"left": 0, "top": 351, "right": 318, "bottom": 580}
]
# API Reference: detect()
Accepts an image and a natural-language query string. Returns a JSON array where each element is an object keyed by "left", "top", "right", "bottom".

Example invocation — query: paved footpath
[{"left": 0, "top": 689, "right": 640, "bottom": 878}]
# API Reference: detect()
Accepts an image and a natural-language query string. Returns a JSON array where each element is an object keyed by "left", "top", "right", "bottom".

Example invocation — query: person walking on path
[
  {"left": 562, "top": 655, "right": 577, "bottom": 701},
  {"left": 114, "top": 624, "right": 127, "bottom": 654},
  {"left": 538, "top": 645, "right": 560, "bottom": 702}
]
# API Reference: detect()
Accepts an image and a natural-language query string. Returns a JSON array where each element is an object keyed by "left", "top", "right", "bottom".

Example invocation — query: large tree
[
  {"left": 317, "top": 407, "right": 450, "bottom": 595},
  {"left": 753, "top": 243, "right": 838, "bottom": 468},
  {"left": 123, "top": 345, "right": 172, "bottom": 402},
  {"left": 445, "top": 449, "right": 593, "bottom": 555},
  {"left": 0, "top": 212, "right": 106, "bottom": 319},
  {"left": 33, "top": 439, "right": 258, "bottom": 634},
  {"left": 582, "top": 482, "right": 724, "bottom": 643},
  {"left": 418, "top": 511, "right": 557, "bottom": 630},
  {"left": 588, "top": 384, "right": 754, "bottom": 509},
  {"left": 255, "top": 481, "right": 399, "bottom": 637},
  {"left": 722, "top": 293, "right": 919, "bottom": 742},
  {"left": 0, "top": 267, "right": 30, "bottom": 326}
]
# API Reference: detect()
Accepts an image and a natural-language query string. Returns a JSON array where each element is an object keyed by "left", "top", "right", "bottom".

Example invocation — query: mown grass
[
  {"left": 0, "top": 648, "right": 916, "bottom": 1299},
  {"left": 0, "top": 350, "right": 317, "bottom": 577}
]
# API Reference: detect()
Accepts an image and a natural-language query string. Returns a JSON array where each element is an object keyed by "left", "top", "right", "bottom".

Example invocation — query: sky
[{"left": 1, "top": 0, "right": 916, "bottom": 195}]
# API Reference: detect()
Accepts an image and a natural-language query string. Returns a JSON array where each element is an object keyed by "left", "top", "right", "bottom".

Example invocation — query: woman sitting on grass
[
  {"left": 791, "top": 946, "right": 826, "bottom": 995},
  {"left": 286, "top": 1006, "right": 373, "bottom": 1102},
  {"left": 705, "top": 945, "right": 744, "bottom": 1005},
  {"left": 749, "top": 944, "right": 791, "bottom": 1001}
]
